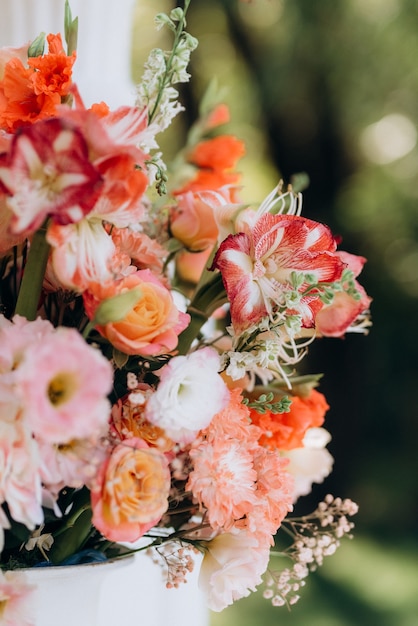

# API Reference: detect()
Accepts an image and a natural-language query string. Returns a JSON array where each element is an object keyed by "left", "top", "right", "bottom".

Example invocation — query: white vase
[
  {"left": 23, "top": 557, "right": 132, "bottom": 626},
  {"left": 99, "top": 548, "right": 209, "bottom": 626},
  {"left": 22, "top": 550, "right": 209, "bottom": 626}
]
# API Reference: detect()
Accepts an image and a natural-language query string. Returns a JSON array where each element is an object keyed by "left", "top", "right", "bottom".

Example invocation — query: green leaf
[
  {"left": 64, "top": 0, "right": 78, "bottom": 55},
  {"left": 113, "top": 348, "right": 129, "bottom": 369},
  {"left": 48, "top": 488, "right": 92, "bottom": 564}
]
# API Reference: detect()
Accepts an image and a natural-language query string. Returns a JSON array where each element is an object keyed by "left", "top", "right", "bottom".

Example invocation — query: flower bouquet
[{"left": 0, "top": 0, "right": 371, "bottom": 621}]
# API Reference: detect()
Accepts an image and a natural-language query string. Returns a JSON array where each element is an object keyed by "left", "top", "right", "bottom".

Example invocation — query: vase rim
[{"left": 16, "top": 553, "right": 135, "bottom": 577}]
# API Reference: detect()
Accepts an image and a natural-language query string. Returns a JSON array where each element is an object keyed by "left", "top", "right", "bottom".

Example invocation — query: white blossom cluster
[
  {"left": 224, "top": 314, "right": 314, "bottom": 389},
  {"left": 135, "top": 8, "right": 198, "bottom": 145},
  {"left": 263, "top": 495, "right": 358, "bottom": 608}
]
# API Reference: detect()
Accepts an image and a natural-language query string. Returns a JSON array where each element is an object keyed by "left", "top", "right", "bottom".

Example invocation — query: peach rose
[
  {"left": 175, "top": 247, "right": 213, "bottom": 284},
  {"left": 83, "top": 269, "right": 190, "bottom": 356},
  {"left": 170, "top": 191, "right": 219, "bottom": 251},
  {"left": 91, "top": 437, "right": 170, "bottom": 542}
]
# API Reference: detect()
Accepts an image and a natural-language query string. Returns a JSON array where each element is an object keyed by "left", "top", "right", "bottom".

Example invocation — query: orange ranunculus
[
  {"left": 170, "top": 191, "right": 219, "bottom": 251},
  {"left": 249, "top": 389, "right": 330, "bottom": 451},
  {"left": 83, "top": 269, "right": 190, "bottom": 356},
  {"left": 91, "top": 437, "right": 170, "bottom": 542},
  {"left": 111, "top": 390, "right": 174, "bottom": 453}
]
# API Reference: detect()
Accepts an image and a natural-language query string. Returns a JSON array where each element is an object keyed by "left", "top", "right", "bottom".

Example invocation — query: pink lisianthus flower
[
  {"left": 315, "top": 251, "right": 372, "bottom": 337},
  {"left": 0, "top": 403, "right": 43, "bottom": 531},
  {"left": 0, "top": 117, "right": 104, "bottom": 234},
  {"left": 14, "top": 326, "right": 113, "bottom": 444},
  {"left": 90, "top": 437, "right": 170, "bottom": 542},
  {"left": 0, "top": 314, "right": 54, "bottom": 375},
  {"left": 83, "top": 269, "right": 190, "bottom": 356},
  {"left": 0, "top": 570, "right": 36, "bottom": 626},
  {"left": 199, "top": 529, "right": 271, "bottom": 612},
  {"left": 37, "top": 436, "right": 108, "bottom": 498},
  {"left": 144, "top": 347, "right": 230, "bottom": 444},
  {"left": 212, "top": 213, "right": 345, "bottom": 333}
]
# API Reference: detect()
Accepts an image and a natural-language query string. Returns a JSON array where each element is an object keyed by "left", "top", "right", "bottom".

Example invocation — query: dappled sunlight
[{"left": 360, "top": 114, "right": 417, "bottom": 165}]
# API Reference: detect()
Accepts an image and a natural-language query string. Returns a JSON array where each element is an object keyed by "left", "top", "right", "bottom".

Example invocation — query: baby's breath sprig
[
  {"left": 263, "top": 495, "right": 359, "bottom": 609},
  {"left": 148, "top": 540, "right": 199, "bottom": 589}
]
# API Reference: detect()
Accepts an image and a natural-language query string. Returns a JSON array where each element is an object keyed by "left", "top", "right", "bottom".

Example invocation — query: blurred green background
[{"left": 133, "top": 1, "right": 418, "bottom": 624}]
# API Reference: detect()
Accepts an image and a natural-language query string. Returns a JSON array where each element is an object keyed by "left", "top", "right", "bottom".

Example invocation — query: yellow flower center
[{"left": 47, "top": 372, "right": 77, "bottom": 406}]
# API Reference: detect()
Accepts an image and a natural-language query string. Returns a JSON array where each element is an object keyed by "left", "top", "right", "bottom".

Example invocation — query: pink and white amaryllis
[
  {"left": 14, "top": 325, "right": 113, "bottom": 445},
  {"left": 44, "top": 105, "right": 150, "bottom": 291},
  {"left": 0, "top": 117, "right": 103, "bottom": 234},
  {"left": 315, "top": 250, "right": 372, "bottom": 337},
  {"left": 212, "top": 213, "right": 346, "bottom": 334}
]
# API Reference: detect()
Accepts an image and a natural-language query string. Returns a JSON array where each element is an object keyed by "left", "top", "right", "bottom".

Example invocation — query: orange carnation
[{"left": 249, "top": 389, "right": 330, "bottom": 451}]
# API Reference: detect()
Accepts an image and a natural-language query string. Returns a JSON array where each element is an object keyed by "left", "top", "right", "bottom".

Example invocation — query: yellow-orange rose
[
  {"left": 91, "top": 437, "right": 170, "bottom": 542},
  {"left": 83, "top": 269, "right": 190, "bottom": 356}
]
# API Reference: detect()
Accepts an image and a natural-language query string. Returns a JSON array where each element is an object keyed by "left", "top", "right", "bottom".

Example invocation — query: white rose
[
  {"left": 144, "top": 347, "right": 230, "bottom": 444},
  {"left": 199, "top": 530, "right": 270, "bottom": 612},
  {"left": 285, "top": 427, "right": 334, "bottom": 500}
]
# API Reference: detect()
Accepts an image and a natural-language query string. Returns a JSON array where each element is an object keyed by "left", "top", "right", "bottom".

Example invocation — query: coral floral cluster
[{"left": 0, "top": 19, "right": 369, "bottom": 620}]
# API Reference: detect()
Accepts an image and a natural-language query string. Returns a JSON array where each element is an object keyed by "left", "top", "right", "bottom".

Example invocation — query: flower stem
[
  {"left": 14, "top": 225, "right": 50, "bottom": 320},
  {"left": 176, "top": 272, "right": 227, "bottom": 355}
]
